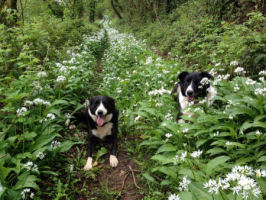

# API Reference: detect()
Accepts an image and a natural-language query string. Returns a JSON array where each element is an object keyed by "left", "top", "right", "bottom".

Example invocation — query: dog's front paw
[
  {"left": 110, "top": 155, "right": 118, "bottom": 168},
  {"left": 84, "top": 157, "right": 92, "bottom": 171}
]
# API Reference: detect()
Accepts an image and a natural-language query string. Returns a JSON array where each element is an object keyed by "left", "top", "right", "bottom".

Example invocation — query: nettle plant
[
  {"left": 0, "top": 30, "right": 108, "bottom": 199},
  {"left": 140, "top": 69, "right": 266, "bottom": 199}
]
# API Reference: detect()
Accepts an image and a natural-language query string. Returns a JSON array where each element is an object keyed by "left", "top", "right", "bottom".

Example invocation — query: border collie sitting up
[
  {"left": 83, "top": 96, "right": 119, "bottom": 171},
  {"left": 171, "top": 71, "right": 216, "bottom": 122}
]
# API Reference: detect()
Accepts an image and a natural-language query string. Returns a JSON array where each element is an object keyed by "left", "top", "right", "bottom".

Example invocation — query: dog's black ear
[
  {"left": 177, "top": 71, "right": 189, "bottom": 81},
  {"left": 201, "top": 71, "right": 214, "bottom": 80}
]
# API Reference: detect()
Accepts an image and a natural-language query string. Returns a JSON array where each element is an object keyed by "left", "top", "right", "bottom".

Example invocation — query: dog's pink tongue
[{"left": 97, "top": 117, "right": 104, "bottom": 126}]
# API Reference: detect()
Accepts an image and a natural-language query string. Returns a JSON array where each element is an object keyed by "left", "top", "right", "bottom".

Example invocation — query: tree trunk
[
  {"left": 111, "top": 0, "right": 122, "bottom": 19},
  {"left": 89, "top": 0, "right": 95, "bottom": 22}
]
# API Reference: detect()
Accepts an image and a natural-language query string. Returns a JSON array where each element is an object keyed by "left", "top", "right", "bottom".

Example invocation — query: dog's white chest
[{"left": 92, "top": 122, "right": 113, "bottom": 139}]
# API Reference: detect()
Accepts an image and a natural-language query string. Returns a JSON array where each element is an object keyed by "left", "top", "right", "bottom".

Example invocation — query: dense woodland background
[{"left": 0, "top": 0, "right": 265, "bottom": 199}]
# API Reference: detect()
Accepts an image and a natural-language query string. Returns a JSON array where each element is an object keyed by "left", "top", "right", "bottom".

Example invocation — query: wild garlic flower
[
  {"left": 16, "top": 107, "right": 28, "bottom": 116},
  {"left": 47, "top": 113, "right": 56, "bottom": 120},
  {"left": 258, "top": 70, "right": 266, "bottom": 76},
  {"left": 200, "top": 77, "right": 210, "bottom": 85},
  {"left": 33, "top": 98, "right": 50, "bottom": 106},
  {"left": 56, "top": 75, "right": 66, "bottom": 83},
  {"left": 179, "top": 176, "right": 191, "bottom": 191},
  {"left": 234, "top": 67, "right": 246, "bottom": 74},
  {"left": 180, "top": 151, "right": 187, "bottom": 161},
  {"left": 37, "top": 71, "right": 47, "bottom": 78},
  {"left": 0, "top": 183, "right": 3, "bottom": 192},
  {"left": 21, "top": 188, "right": 34, "bottom": 199},
  {"left": 36, "top": 152, "right": 46, "bottom": 160},
  {"left": 191, "top": 150, "right": 203, "bottom": 158},
  {"left": 254, "top": 87, "right": 266, "bottom": 96},
  {"left": 182, "top": 128, "right": 189, "bottom": 133},
  {"left": 134, "top": 115, "right": 141, "bottom": 122},
  {"left": 165, "top": 133, "right": 173, "bottom": 138},
  {"left": 24, "top": 162, "right": 38, "bottom": 172},
  {"left": 148, "top": 87, "right": 171, "bottom": 96},
  {"left": 230, "top": 61, "right": 240, "bottom": 66},
  {"left": 168, "top": 193, "right": 180, "bottom": 200},
  {"left": 245, "top": 78, "right": 256, "bottom": 85},
  {"left": 51, "top": 140, "right": 61, "bottom": 150}
]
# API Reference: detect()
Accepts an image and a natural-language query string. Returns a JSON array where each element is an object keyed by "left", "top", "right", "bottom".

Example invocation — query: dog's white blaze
[
  {"left": 178, "top": 85, "right": 189, "bottom": 109},
  {"left": 109, "top": 155, "right": 118, "bottom": 167},
  {"left": 88, "top": 109, "right": 97, "bottom": 122},
  {"left": 96, "top": 102, "right": 107, "bottom": 116},
  {"left": 92, "top": 122, "right": 113, "bottom": 139},
  {"left": 185, "top": 81, "right": 193, "bottom": 96},
  {"left": 84, "top": 157, "right": 92, "bottom": 171}
]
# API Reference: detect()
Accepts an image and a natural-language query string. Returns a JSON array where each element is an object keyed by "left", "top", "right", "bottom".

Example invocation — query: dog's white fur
[
  {"left": 177, "top": 84, "right": 216, "bottom": 123},
  {"left": 84, "top": 157, "right": 92, "bottom": 171},
  {"left": 91, "top": 122, "right": 113, "bottom": 139},
  {"left": 96, "top": 102, "right": 107, "bottom": 116},
  {"left": 109, "top": 155, "right": 118, "bottom": 167}
]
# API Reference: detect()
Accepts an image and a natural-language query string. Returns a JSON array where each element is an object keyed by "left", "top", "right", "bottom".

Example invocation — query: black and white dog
[
  {"left": 172, "top": 71, "right": 216, "bottom": 122},
  {"left": 83, "top": 95, "right": 119, "bottom": 171}
]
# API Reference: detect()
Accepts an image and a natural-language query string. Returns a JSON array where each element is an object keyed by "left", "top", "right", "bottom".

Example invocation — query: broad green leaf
[
  {"left": 142, "top": 172, "right": 155, "bottom": 183},
  {"left": 151, "top": 154, "right": 174, "bottom": 165},
  {"left": 206, "top": 147, "right": 226, "bottom": 156},
  {"left": 179, "top": 192, "right": 193, "bottom": 200},
  {"left": 156, "top": 144, "right": 177, "bottom": 154},
  {"left": 95, "top": 147, "right": 107, "bottom": 161},
  {"left": 29, "top": 134, "right": 60, "bottom": 152},
  {"left": 206, "top": 156, "right": 230, "bottom": 175},
  {"left": 57, "top": 141, "right": 82, "bottom": 153},
  {"left": 14, "top": 173, "right": 39, "bottom": 190},
  {"left": 152, "top": 166, "right": 177, "bottom": 179},
  {"left": 190, "top": 182, "right": 212, "bottom": 200}
]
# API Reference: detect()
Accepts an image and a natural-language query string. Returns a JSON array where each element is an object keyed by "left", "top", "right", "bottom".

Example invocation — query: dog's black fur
[
  {"left": 76, "top": 95, "right": 119, "bottom": 170},
  {"left": 172, "top": 71, "right": 214, "bottom": 121}
]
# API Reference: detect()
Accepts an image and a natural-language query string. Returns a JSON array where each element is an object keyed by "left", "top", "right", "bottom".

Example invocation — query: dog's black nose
[
  {"left": 187, "top": 91, "right": 193, "bottom": 96},
  {"left": 97, "top": 110, "right": 103, "bottom": 116}
]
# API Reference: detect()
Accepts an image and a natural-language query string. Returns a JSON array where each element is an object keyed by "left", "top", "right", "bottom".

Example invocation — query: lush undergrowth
[
  {"left": 113, "top": 0, "right": 265, "bottom": 76},
  {"left": 0, "top": 25, "right": 108, "bottom": 199},
  {"left": 97, "top": 21, "right": 266, "bottom": 200}
]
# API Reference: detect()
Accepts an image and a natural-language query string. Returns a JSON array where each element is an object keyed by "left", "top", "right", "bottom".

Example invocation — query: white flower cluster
[
  {"left": 21, "top": 188, "right": 34, "bottom": 199},
  {"left": 32, "top": 98, "right": 50, "bottom": 106},
  {"left": 213, "top": 74, "right": 230, "bottom": 85},
  {"left": 168, "top": 193, "right": 180, "bottom": 200},
  {"left": 36, "top": 151, "right": 46, "bottom": 160},
  {"left": 165, "top": 113, "right": 173, "bottom": 120},
  {"left": 16, "top": 107, "right": 28, "bottom": 117},
  {"left": 200, "top": 77, "right": 210, "bottom": 85},
  {"left": 148, "top": 87, "right": 171, "bottom": 96},
  {"left": 37, "top": 71, "right": 47, "bottom": 78},
  {"left": 245, "top": 78, "right": 256, "bottom": 85},
  {"left": 51, "top": 140, "right": 61, "bottom": 150},
  {"left": 258, "top": 70, "right": 266, "bottom": 76},
  {"left": 204, "top": 165, "right": 263, "bottom": 199},
  {"left": 174, "top": 151, "right": 187, "bottom": 165},
  {"left": 24, "top": 162, "right": 38, "bottom": 172},
  {"left": 145, "top": 56, "right": 153, "bottom": 65},
  {"left": 234, "top": 67, "right": 246, "bottom": 75},
  {"left": 230, "top": 61, "right": 240, "bottom": 66},
  {"left": 178, "top": 176, "right": 191, "bottom": 191},
  {"left": 56, "top": 75, "right": 66, "bottom": 83},
  {"left": 191, "top": 150, "right": 203, "bottom": 158},
  {"left": 254, "top": 87, "right": 266, "bottom": 96},
  {"left": 40, "top": 113, "right": 56, "bottom": 123},
  {"left": 134, "top": 115, "right": 141, "bottom": 122}
]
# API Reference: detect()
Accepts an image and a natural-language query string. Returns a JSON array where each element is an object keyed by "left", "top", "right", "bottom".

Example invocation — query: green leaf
[
  {"left": 95, "top": 147, "right": 107, "bottom": 161},
  {"left": 206, "top": 156, "right": 230, "bottom": 175},
  {"left": 152, "top": 166, "right": 177, "bottom": 179},
  {"left": 14, "top": 173, "right": 39, "bottom": 190},
  {"left": 257, "top": 156, "right": 266, "bottom": 163},
  {"left": 179, "top": 192, "right": 193, "bottom": 200},
  {"left": 156, "top": 144, "right": 177, "bottom": 154},
  {"left": 29, "top": 134, "right": 60, "bottom": 152},
  {"left": 190, "top": 182, "right": 212, "bottom": 200},
  {"left": 151, "top": 154, "right": 174, "bottom": 165},
  {"left": 206, "top": 147, "right": 226, "bottom": 156},
  {"left": 57, "top": 141, "right": 82, "bottom": 153},
  {"left": 142, "top": 172, "right": 156, "bottom": 183}
]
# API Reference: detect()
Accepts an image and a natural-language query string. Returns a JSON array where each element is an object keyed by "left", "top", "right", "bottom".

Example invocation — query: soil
[{"left": 93, "top": 148, "right": 144, "bottom": 200}]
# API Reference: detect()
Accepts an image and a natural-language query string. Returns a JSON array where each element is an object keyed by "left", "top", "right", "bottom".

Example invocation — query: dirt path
[{"left": 94, "top": 146, "right": 143, "bottom": 200}]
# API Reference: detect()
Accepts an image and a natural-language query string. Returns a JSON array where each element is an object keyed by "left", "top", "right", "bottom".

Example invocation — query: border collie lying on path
[
  {"left": 171, "top": 71, "right": 216, "bottom": 122},
  {"left": 83, "top": 96, "right": 119, "bottom": 170}
]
